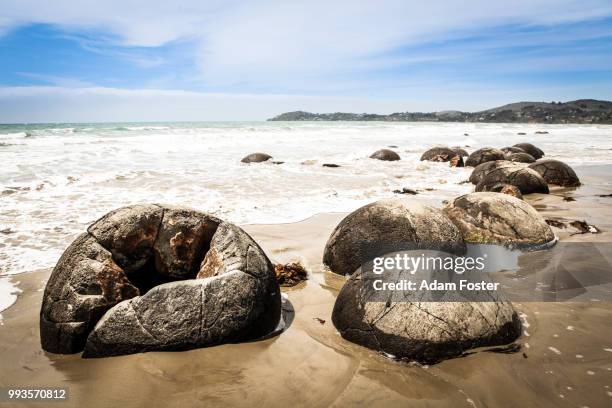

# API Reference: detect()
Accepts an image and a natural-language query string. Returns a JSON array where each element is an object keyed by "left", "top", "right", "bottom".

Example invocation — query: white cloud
[{"left": 2, "top": 0, "right": 612, "bottom": 89}]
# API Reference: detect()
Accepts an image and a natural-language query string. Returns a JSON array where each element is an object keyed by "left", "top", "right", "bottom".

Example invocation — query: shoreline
[{"left": 0, "top": 163, "right": 611, "bottom": 407}]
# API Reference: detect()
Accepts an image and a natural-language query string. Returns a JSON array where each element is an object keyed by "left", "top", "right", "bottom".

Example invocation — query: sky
[{"left": 1, "top": 0, "right": 612, "bottom": 122}]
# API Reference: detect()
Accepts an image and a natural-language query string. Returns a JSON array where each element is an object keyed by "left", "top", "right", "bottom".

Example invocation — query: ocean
[{"left": 1, "top": 120, "right": 612, "bottom": 278}]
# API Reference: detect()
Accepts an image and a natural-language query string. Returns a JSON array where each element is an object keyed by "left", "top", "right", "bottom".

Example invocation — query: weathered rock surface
[
  {"left": 488, "top": 183, "right": 523, "bottom": 200},
  {"left": 476, "top": 164, "right": 549, "bottom": 195},
  {"left": 501, "top": 146, "right": 525, "bottom": 154},
  {"left": 465, "top": 147, "right": 506, "bottom": 167},
  {"left": 370, "top": 149, "right": 401, "bottom": 161},
  {"left": 241, "top": 153, "right": 273, "bottom": 163},
  {"left": 40, "top": 233, "right": 140, "bottom": 354},
  {"left": 449, "top": 155, "right": 464, "bottom": 167},
  {"left": 513, "top": 143, "right": 544, "bottom": 159},
  {"left": 469, "top": 160, "right": 514, "bottom": 185},
  {"left": 443, "top": 192, "right": 555, "bottom": 246},
  {"left": 323, "top": 199, "right": 466, "bottom": 276},
  {"left": 153, "top": 207, "right": 220, "bottom": 279},
  {"left": 41, "top": 205, "right": 281, "bottom": 357},
  {"left": 332, "top": 276, "right": 522, "bottom": 363},
  {"left": 528, "top": 159, "right": 581, "bottom": 187},
  {"left": 451, "top": 146, "right": 469, "bottom": 157},
  {"left": 420, "top": 147, "right": 457, "bottom": 162},
  {"left": 506, "top": 152, "right": 536, "bottom": 163}
]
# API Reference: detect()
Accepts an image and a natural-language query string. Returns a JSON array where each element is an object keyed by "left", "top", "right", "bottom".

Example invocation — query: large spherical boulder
[
  {"left": 476, "top": 164, "right": 549, "bottom": 195},
  {"left": 443, "top": 192, "right": 555, "bottom": 246},
  {"left": 506, "top": 152, "right": 536, "bottom": 163},
  {"left": 323, "top": 199, "right": 466, "bottom": 276},
  {"left": 513, "top": 143, "right": 544, "bottom": 159},
  {"left": 528, "top": 159, "right": 580, "bottom": 187},
  {"left": 370, "top": 149, "right": 401, "bottom": 161},
  {"left": 465, "top": 147, "right": 505, "bottom": 167},
  {"left": 332, "top": 281, "right": 521, "bottom": 363},
  {"left": 241, "top": 153, "right": 272, "bottom": 163},
  {"left": 41, "top": 204, "right": 281, "bottom": 357},
  {"left": 469, "top": 160, "right": 514, "bottom": 185},
  {"left": 420, "top": 147, "right": 457, "bottom": 162}
]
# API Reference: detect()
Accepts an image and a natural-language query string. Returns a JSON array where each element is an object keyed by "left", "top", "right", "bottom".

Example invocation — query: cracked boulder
[
  {"left": 323, "top": 199, "right": 466, "bottom": 276},
  {"left": 465, "top": 147, "right": 505, "bottom": 167},
  {"left": 501, "top": 146, "right": 525, "bottom": 154},
  {"left": 40, "top": 204, "right": 281, "bottom": 357},
  {"left": 476, "top": 164, "right": 549, "bottom": 195},
  {"left": 369, "top": 149, "right": 401, "bottom": 161},
  {"left": 513, "top": 143, "right": 544, "bottom": 159},
  {"left": 528, "top": 159, "right": 581, "bottom": 187},
  {"left": 241, "top": 152, "right": 272, "bottom": 163},
  {"left": 332, "top": 270, "right": 522, "bottom": 363},
  {"left": 443, "top": 192, "right": 555, "bottom": 246}
]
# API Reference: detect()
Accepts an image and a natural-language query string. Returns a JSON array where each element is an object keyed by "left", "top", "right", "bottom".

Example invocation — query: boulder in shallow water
[
  {"left": 513, "top": 143, "right": 544, "bottom": 159},
  {"left": 505, "top": 152, "right": 536, "bottom": 163},
  {"left": 476, "top": 164, "right": 549, "bottom": 195},
  {"left": 323, "top": 199, "right": 466, "bottom": 276},
  {"left": 241, "top": 153, "right": 273, "bottom": 163},
  {"left": 443, "top": 192, "right": 555, "bottom": 246},
  {"left": 332, "top": 275, "right": 522, "bottom": 363},
  {"left": 370, "top": 149, "right": 401, "bottom": 161},
  {"left": 528, "top": 159, "right": 580, "bottom": 187},
  {"left": 465, "top": 147, "right": 505, "bottom": 167},
  {"left": 41, "top": 205, "right": 281, "bottom": 357},
  {"left": 420, "top": 147, "right": 457, "bottom": 162}
]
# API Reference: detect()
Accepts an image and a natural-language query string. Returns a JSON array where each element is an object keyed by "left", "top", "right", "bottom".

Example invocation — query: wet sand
[{"left": 1, "top": 166, "right": 611, "bottom": 407}]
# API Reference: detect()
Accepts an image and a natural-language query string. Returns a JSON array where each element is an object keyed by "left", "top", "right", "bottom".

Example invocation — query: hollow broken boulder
[
  {"left": 40, "top": 204, "right": 281, "bottom": 357},
  {"left": 420, "top": 147, "right": 458, "bottom": 162}
]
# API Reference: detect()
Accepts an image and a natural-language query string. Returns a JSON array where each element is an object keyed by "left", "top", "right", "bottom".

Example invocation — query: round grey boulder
[
  {"left": 370, "top": 149, "right": 401, "bottom": 161},
  {"left": 528, "top": 159, "right": 580, "bottom": 187},
  {"left": 443, "top": 192, "right": 555, "bottom": 246},
  {"left": 513, "top": 143, "right": 544, "bottom": 159},
  {"left": 241, "top": 153, "right": 272, "bottom": 163},
  {"left": 476, "top": 164, "right": 549, "bottom": 195},
  {"left": 506, "top": 152, "right": 536, "bottom": 163},
  {"left": 323, "top": 199, "right": 466, "bottom": 276},
  {"left": 469, "top": 160, "right": 514, "bottom": 185},
  {"left": 332, "top": 274, "right": 522, "bottom": 363},
  {"left": 41, "top": 204, "right": 281, "bottom": 357},
  {"left": 465, "top": 147, "right": 506, "bottom": 167},
  {"left": 420, "top": 147, "right": 457, "bottom": 162}
]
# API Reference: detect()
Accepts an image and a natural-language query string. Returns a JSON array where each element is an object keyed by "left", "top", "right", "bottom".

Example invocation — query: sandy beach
[{"left": 0, "top": 163, "right": 611, "bottom": 408}]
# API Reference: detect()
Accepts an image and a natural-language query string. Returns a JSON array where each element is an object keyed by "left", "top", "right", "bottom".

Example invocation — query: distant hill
[{"left": 268, "top": 99, "right": 612, "bottom": 124}]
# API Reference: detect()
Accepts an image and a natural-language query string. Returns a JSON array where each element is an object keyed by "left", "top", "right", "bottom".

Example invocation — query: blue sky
[{"left": 1, "top": 0, "right": 612, "bottom": 122}]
